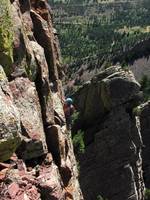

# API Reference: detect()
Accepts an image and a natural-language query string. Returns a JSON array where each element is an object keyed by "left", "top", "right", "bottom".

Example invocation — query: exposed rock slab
[
  {"left": 9, "top": 77, "right": 47, "bottom": 160},
  {"left": 0, "top": 66, "right": 21, "bottom": 162},
  {"left": 30, "top": 40, "right": 55, "bottom": 126}
]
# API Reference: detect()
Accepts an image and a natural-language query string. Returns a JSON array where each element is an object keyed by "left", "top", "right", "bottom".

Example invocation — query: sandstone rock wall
[
  {"left": 74, "top": 66, "right": 145, "bottom": 200},
  {"left": 0, "top": 0, "right": 82, "bottom": 199}
]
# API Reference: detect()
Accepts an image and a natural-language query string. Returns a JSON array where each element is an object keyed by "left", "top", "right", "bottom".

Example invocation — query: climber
[{"left": 63, "top": 97, "right": 75, "bottom": 129}]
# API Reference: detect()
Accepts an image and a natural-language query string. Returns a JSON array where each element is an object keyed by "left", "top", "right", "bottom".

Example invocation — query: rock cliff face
[
  {"left": 74, "top": 66, "right": 145, "bottom": 200},
  {"left": 0, "top": 0, "right": 82, "bottom": 199},
  {"left": 138, "top": 101, "right": 150, "bottom": 188}
]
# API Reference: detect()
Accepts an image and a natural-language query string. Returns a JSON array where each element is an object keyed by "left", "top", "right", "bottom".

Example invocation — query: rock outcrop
[
  {"left": 0, "top": 66, "right": 21, "bottom": 162},
  {"left": 9, "top": 78, "right": 48, "bottom": 160},
  {"left": 74, "top": 66, "right": 145, "bottom": 200},
  {"left": 0, "top": 0, "right": 82, "bottom": 199}
]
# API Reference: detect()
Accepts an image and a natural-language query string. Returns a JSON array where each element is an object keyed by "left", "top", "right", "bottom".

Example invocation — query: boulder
[
  {"left": 101, "top": 70, "right": 140, "bottom": 110},
  {"left": 74, "top": 66, "right": 141, "bottom": 126}
]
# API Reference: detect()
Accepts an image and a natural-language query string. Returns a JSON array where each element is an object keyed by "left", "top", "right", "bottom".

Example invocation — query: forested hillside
[{"left": 49, "top": 0, "right": 150, "bottom": 69}]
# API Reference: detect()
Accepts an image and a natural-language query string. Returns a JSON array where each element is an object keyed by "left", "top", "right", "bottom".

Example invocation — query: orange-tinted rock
[
  {"left": 0, "top": 0, "right": 82, "bottom": 199},
  {"left": 9, "top": 78, "right": 48, "bottom": 160}
]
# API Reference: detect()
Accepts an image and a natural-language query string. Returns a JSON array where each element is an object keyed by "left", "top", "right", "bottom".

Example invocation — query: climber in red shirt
[{"left": 63, "top": 98, "right": 75, "bottom": 129}]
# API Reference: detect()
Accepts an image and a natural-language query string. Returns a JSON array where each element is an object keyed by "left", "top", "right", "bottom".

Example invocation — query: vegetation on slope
[
  {"left": 0, "top": 0, "right": 13, "bottom": 74},
  {"left": 49, "top": 0, "right": 150, "bottom": 68}
]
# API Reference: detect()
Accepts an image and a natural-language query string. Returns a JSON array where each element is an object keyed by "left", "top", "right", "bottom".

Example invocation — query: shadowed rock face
[
  {"left": 0, "top": 0, "right": 83, "bottom": 199},
  {"left": 74, "top": 66, "right": 145, "bottom": 200},
  {"left": 138, "top": 101, "right": 150, "bottom": 188}
]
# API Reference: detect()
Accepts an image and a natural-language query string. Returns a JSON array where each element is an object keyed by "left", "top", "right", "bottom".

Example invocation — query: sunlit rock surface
[{"left": 0, "top": 1, "right": 83, "bottom": 199}]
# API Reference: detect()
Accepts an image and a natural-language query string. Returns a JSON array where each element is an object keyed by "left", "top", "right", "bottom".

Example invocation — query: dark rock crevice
[{"left": 30, "top": 9, "right": 59, "bottom": 86}]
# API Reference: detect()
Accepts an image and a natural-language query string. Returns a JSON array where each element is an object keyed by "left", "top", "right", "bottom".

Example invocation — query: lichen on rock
[
  {"left": 0, "top": 0, "right": 13, "bottom": 75},
  {"left": 0, "top": 65, "right": 21, "bottom": 162}
]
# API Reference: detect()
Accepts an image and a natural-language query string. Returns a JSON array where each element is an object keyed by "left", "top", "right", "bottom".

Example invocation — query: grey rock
[
  {"left": 74, "top": 66, "right": 144, "bottom": 200},
  {"left": 0, "top": 66, "right": 21, "bottom": 162}
]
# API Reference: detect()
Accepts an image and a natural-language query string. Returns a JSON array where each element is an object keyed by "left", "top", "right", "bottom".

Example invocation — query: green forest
[{"left": 49, "top": 0, "right": 150, "bottom": 68}]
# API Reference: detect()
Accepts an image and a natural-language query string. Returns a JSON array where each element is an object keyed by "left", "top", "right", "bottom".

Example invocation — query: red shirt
[{"left": 64, "top": 104, "right": 74, "bottom": 118}]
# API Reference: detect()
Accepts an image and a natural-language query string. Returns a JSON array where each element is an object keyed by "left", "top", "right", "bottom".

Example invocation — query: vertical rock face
[
  {"left": 74, "top": 66, "right": 145, "bottom": 200},
  {"left": 9, "top": 78, "right": 48, "bottom": 160},
  {"left": 0, "top": 0, "right": 83, "bottom": 199},
  {"left": 0, "top": 0, "right": 13, "bottom": 72},
  {"left": 0, "top": 65, "right": 21, "bottom": 162},
  {"left": 138, "top": 101, "right": 150, "bottom": 188}
]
